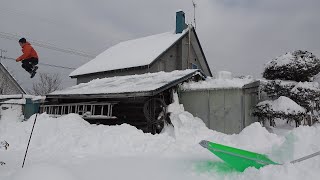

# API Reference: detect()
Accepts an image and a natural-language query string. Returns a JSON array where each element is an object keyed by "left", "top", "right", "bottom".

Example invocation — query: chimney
[{"left": 176, "top": 10, "right": 187, "bottom": 34}]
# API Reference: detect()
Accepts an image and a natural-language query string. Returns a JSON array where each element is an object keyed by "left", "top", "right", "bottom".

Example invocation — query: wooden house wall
[{"left": 0, "top": 66, "right": 25, "bottom": 95}]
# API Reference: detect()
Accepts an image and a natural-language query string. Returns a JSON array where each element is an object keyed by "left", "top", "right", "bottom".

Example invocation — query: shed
[
  {"left": 178, "top": 76, "right": 260, "bottom": 134},
  {"left": 44, "top": 69, "right": 206, "bottom": 134}
]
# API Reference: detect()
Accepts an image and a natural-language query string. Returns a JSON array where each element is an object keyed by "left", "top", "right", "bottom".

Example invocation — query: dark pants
[{"left": 22, "top": 57, "right": 38, "bottom": 73}]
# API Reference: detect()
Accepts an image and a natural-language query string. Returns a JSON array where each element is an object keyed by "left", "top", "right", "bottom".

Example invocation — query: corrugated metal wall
[{"left": 178, "top": 82, "right": 259, "bottom": 134}]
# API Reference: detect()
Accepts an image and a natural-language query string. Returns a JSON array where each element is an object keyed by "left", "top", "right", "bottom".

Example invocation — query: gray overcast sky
[{"left": 1, "top": 0, "right": 320, "bottom": 91}]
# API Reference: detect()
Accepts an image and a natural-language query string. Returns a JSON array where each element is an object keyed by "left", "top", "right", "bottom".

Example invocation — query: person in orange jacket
[{"left": 16, "top": 38, "right": 39, "bottom": 78}]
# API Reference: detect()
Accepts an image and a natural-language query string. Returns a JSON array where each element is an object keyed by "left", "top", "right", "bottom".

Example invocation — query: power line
[
  {"left": 0, "top": 32, "right": 95, "bottom": 58},
  {"left": 0, "top": 55, "right": 76, "bottom": 70}
]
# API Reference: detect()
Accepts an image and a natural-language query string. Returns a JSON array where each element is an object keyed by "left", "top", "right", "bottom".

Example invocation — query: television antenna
[{"left": 192, "top": 0, "right": 197, "bottom": 29}]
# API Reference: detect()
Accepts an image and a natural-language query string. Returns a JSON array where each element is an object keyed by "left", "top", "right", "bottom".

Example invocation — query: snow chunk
[
  {"left": 217, "top": 71, "right": 232, "bottom": 79},
  {"left": 257, "top": 96, "right": 305, "bottom": 114}
]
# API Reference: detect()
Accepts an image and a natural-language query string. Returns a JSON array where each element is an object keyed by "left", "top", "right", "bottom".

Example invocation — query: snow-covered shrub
[
  {"left": 261, "top": 80, "right": 296, "bottom": 99},
  {"left": 261, "top": 80, "right": 320, "bottom": 112},
  {"left": 290, "top": 82, "right": 320, "bottom": 112},
  {"left": 263, "top": 50, "right": 320, "bottom": 82},
  {"left": 253, "top": 96, "right": 306, "bottom": 127}
]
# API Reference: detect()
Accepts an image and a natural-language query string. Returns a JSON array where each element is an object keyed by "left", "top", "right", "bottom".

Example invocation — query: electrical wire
[
  {"left": 0, "top": 32, "right": 95, "bottom": 58},
  {"left": 0, "top": 56, "right": 76, "bottom": 70}
]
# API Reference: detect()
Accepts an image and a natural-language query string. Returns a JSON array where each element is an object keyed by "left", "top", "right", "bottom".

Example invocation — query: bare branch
[{"left": 30, "top": 73, "right": 62, "bottom": 95}]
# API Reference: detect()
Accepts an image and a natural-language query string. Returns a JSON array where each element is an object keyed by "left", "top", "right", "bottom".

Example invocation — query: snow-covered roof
[
  {"left": 52, "top": 69, "right": 203, "bottom": 97},
  {"left": 0, "top": 99, "right": 26, "bottom": 105},
  {"left": 180, "top": 71, "right": 255, "bottom": 90},
  {"left": 0, "top": 94, "right": 45, "bottom": 101},
  {"left": 70, "top": 30, "right": 188, "bottom": 77}
]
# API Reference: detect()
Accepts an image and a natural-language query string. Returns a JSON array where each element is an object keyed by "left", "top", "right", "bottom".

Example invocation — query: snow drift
[{"left": 1, "top": 96, "right": 320, "bottom": 180}]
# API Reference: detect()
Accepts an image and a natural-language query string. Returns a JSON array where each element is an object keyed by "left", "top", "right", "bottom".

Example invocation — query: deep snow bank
[{"left": 1, "top": 94, "right": 320, "bottom": 180}]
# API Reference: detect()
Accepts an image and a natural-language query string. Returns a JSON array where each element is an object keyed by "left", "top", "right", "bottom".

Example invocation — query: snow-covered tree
[
  {"left": 263, "top": 50, "right": 320, "bottom": 82},
  {"left": 261, "top": 80, "right": 320, "bottom": 112},
  {"left": 255, "top": 50, "right": 320, "bottom": 126},
  {"left": 261, "top": 80, "right": 295, "bottom": 99}
]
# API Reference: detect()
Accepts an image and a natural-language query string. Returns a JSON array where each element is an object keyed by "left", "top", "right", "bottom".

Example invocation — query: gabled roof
[
  {"left": 0, "top": 63, "right": 26, "bottom": 94},
  {"left": 50, "top": 69, "right": 205, "bottom": 98},
  {"left": 70, "top": 30, "right": 188, "bottom": 77}
]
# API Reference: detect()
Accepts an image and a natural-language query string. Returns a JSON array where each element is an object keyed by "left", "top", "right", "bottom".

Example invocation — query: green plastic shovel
[{"left": 199, "top": 140, "right": 320, "bottom": 172}]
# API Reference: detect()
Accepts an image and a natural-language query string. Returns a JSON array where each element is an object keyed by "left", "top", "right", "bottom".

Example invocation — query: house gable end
[
  {"left": 189, "top": 28, "right": 213, "bottom": 76},
  {"left": 0, "top": 63, "right": 26, "bottom": 95}
]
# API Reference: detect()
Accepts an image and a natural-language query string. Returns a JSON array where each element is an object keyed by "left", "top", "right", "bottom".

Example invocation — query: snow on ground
[{"left": 1, "top": 95, "right": 320, "bottom": 180}]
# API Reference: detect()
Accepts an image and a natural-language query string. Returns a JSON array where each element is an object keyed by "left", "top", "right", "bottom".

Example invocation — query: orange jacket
[{"left": 16, "top": 42, "right": 39, "bottom": 62}]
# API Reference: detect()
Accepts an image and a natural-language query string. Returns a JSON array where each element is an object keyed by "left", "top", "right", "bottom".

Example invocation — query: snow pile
[
  {"left": 164, "top": 92, "right": 214, "bottom": 143},
  {"left": 257, "top": 96, "right": 305, "bottom": 115},
  {"left": 181, "top": 71, "right": 254, "bottom": 90},
  {"left": 1, "top": 97, "right": 320, "bottom": 179}
]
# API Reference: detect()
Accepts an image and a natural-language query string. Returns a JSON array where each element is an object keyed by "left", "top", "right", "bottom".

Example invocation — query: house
[
  {"left": 0, "top": 63, "right": 26, "bottom": 95},
  {"left": 42, "top": 11, "right": 213, "bottom": 134},
  {"left": 69, "top": 11, "right": 212, "bottom": 84}
]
